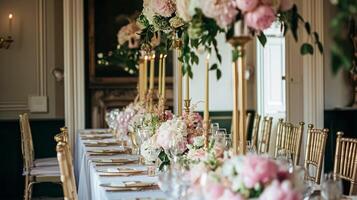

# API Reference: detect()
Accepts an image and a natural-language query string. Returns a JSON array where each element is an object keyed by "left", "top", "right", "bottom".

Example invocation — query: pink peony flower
[
  {"left": 156, "top": 128, "right": 175, "bottom": 149},
  {"left": 259, "top": 180, "right": 301, "bottom": 200},
  {"left": 164, "top": 110, "right": 173, "bottom": 120},
  {"left": 245, "top": 5, "right": 276, "bottom": 31},
  {"left": 280, "top": 0, "right": 294, "bottom": 11},
  {"left": 240, "top": 155, "right": 279, "bottom": 188},
  {"left": 218, "top": 189, "right": 244, "bottom": 200},
  {"left": 205, "top": 183, "right": 225, "bottom": 200},
  {"left": 200, "top": 0, "right": 238, "bottom": 28},
  {"left": 150, "top": 0, "right": 176, "bottom": 17},
  {"left": 236, "top": 0, "right": 259, "bottom": 12}
]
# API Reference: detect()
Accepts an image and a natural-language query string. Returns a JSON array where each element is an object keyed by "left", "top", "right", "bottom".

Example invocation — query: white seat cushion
[
  {"left": 23, "top": 165, "right": 60, "bottom": 176},
  {"left": 34, "top": 157, "right": 58, "bottom": 167}
]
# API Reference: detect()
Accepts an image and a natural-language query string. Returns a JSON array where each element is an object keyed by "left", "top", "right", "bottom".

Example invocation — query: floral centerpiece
[{"left": 186, "top": 154, "right": 302, "bottom": 200}]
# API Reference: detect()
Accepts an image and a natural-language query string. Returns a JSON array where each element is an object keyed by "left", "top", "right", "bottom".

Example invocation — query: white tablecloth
[{"left": 75, "top": 129, "right": 166, "bottom": 200}]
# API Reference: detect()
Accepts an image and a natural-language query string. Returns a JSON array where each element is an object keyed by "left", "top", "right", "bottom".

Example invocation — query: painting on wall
[{"left": 86, "top": 0, "right": 173, "bottom": 84}]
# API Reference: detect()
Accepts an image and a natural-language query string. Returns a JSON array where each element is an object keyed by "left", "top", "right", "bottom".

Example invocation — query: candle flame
[
  {"left": 151, "top": 54, "right": 155, "bottom": 59},
  {"left": 206, "top": 53, "right": 210, "bottom": 60},
  {"left": 160, "top": 54, "right": 163, "bottom": 59},
  {"left": 9, "top": 13, "right": 13, "bottom": 19},
  {"left": 164, "top": 54, "right": 167, "bottom": 58}
]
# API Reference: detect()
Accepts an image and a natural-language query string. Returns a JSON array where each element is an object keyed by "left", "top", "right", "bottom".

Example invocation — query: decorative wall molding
[
  {"left": 0, "top": 0, "right": 48, "bottom": 113},
  {"left": 63, "top": 0, "right": 85, "bottom": 146},
  {"left": 36, "top": 0, "right": 47, "bottom": 96},
  {"left": 302, "top": 0, "right": 324, "bottom": 128}
]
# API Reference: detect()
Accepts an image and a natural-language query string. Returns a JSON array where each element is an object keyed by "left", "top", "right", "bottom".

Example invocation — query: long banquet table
[{"left": 75, "top": 129, "right": 166, "bottom": 200}]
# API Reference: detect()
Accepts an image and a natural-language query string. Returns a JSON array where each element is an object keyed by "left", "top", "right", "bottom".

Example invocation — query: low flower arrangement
[{"left": 185, "top": 154, "right": 301, "bottom": 200}]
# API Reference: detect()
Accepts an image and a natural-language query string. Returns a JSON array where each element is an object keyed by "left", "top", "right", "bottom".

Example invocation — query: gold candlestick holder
[
  {"left": 158, "top": 96, "right": 166, "bottom": 114},
  {"left": 147, "top": 88, "right": 155, "bottom": 112},
  {"left": 184, "top": 99, "right": 191, "bottom": 114},
  {"left": 228, "top": 35, "right": 251, "bottom": 155},
  {"left": 203, "top": 119, "right": 210, "bottom": 149}
]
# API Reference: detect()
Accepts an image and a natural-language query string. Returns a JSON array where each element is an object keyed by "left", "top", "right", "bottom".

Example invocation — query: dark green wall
[{"left": 0, "top": 119, "right": 64, "bottom": 200}]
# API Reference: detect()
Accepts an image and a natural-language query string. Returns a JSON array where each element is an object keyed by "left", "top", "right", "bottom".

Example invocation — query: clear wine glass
[
  {"left": 246, "top": 140, "right": 257, "bottom": 154},
  {"left": 321, "top": 173, "right": 343, "bottom": 200},
  {"left": 210, "top": 123, "right": 220, "bottom": 135}
]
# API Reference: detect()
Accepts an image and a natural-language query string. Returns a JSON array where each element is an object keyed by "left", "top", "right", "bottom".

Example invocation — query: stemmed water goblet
[{"left": 321, "top": 173, "right": 343, "bottom": 200}]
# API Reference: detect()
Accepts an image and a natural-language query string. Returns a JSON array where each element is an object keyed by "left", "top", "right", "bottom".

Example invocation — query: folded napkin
[
  {"left": 92, "top": 158, "right": 138, "bottom": 164},
  {"left": 100, "top": 181, "right": 158, "bottom": 191}
]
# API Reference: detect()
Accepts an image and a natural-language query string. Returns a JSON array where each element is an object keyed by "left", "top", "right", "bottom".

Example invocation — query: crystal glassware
[{"left": 321, "top": 173, "right": 343, "bottom": 200}]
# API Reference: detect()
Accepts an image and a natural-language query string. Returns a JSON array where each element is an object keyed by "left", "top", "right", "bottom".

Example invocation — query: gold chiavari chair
[
  {"left": 251, "top": 114, "right": 261, "bottom": 150},
  {"left": 56, "top": 130, "right": 78, "bottom": 200},
  {"left": 19, "top": 113, "right": 61, "bottom": 200},
  {"left": 258, "top": 117, "right": 273, "bottom": 154},
  {"left": 304, "top": 125, "right": 329, "bottom": 184},
  {"left": 274, "top": 120, "right": 305, "bottom": 165},
  {"left": 333, "top": 132, "right": 357, "bottom": 195}
]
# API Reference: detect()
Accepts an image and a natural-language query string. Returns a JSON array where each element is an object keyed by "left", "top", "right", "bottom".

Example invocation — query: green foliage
[
  {"left": 278, "top": 4, "right": 323, "bottom": 57},
  {"left": 180, "top": 9, "right": 224, "bottom": 80},
  {"left": 330, "top": 0, "right": 357, "bottom": 73},
  {"left": 158, "top": 150, "right": 170, "bottom": 170},
  {"left": 97, "top": 44, "right": 140, "bottom": 74}
]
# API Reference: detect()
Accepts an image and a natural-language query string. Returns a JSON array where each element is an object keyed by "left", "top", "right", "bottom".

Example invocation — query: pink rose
[
  {"left": 240, "top": 155, "right": 279, "bottom": 188},
  {"left": 280, "top": 0, "right": 294, "bottom": 11},
  {"left": 200, "top": 0, "right": 238, "bottom": 28},
  {"left": 164, "top": 110, "right": 173, "bottom": 120},
  {"left": 259, "top": 180, "right": 301, "bottom": 200},
  {"left": 245, "top": 5, "right": 276, "bottom": 31},
  {"left": 218, "top": 189, "right": 244, "bottom": 200},
  {"left": 236, "top": 0, "right": 259, "bottom": 12},
  {"left": 151, "top": 0, "right": 176, "bottom": 17}
]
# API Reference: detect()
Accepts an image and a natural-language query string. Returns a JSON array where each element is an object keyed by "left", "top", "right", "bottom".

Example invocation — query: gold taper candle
[
  {"left": 143, "top": 56, "right": 148, "bottom": 94},
  {"left": 149, "top": 53, "right": 155, "bottom": 89},
  {"left": 177, "top": 50, "right": 183, "bottom": 116},
  {"left": 185, "top": 72, "right": 190, "bottom": 100},
  {"left": 204, "top": 54, "right": 210, "bottom": 121},
  {"left": 139, "top": 59, "right": 144, "bottom": 101},
  {"left": 158, "top": 54, "right": 163, "bottom": 96},
  {"left": 162, "top": 55, "right": 167, "bottom": 98}
]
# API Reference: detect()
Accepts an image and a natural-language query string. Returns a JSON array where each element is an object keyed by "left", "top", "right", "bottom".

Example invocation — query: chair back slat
[
  {"left": 258, "top": 117, "right": 273, "bottom": 154},
  {"left": 333, "top": 132, "right": 357, "bottom": 195},
  {"left": 19, "top": 113, "right": 35, "bottom": 171},
  {"left": 56, "top": 128, "right": 78, "bottom": 200},
  {"left": 304, "top": 124, "right": 328, "bottom": 184},
  {"left": 251, "top": 114, "right": 261, "bottom": 149},
  {"left": 275, "top": 121, "right": 304, "bottom": 165}
]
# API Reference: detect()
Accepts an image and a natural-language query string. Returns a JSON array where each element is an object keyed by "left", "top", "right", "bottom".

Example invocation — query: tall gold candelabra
[{"left": 229, "top": 36, "right": 251, "bottom": 155}]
